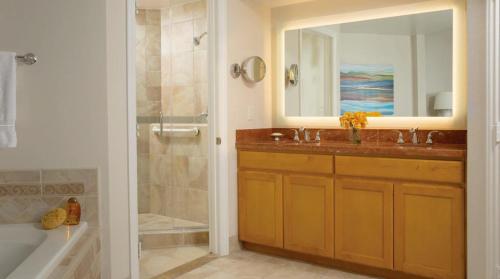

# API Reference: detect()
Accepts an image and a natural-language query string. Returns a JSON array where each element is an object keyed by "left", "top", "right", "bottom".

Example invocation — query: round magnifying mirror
[{"left": 241, "top": 56, "right": 266, "bottom": 83}]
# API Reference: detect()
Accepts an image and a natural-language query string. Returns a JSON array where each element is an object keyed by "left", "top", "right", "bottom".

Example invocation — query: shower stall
[{"left": 135, "top": 0, "right": 209, "bottom": 277}]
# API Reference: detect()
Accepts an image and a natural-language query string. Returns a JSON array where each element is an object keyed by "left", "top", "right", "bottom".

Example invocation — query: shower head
[{"left": 193, "top": 32, "right": 208, "bottom": 46}]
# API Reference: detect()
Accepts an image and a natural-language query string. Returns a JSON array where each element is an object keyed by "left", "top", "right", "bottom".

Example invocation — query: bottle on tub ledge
[{"left": 64, "top": 197, "right": 81, "bottom": 225}]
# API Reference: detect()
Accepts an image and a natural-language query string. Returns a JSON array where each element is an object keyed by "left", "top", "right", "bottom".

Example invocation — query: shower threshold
[{"left": 139, "top": 213, "right": 208, "bottom": 235}]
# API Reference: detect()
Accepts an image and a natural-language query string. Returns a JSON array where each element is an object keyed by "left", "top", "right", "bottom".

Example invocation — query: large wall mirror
[{"left": 284, "top": 10, "right": 453, "bottom": 117}]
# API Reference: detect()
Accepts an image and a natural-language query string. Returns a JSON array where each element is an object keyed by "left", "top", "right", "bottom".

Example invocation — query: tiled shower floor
[{"left": 139, "top": 213, "right": 208, "bottom": 233}]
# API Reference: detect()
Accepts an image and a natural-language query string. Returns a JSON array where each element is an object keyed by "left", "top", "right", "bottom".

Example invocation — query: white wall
[
  {"left": 467, "top": 0, "right": 488, "bottom": 278},
  {"left": 0, "top": 0, "right": 107, "bottom": 170},
  {"left": 0, "top": 1, "right": 131, "bottom": 278},
  {"left": 338, "top": 33, "right": 414, "bottom": 116},
  {"left": 106, "top": 0, "right": 131, "bottom": 278},
  {"left": 225, "top": 0, "right": 273, "bottom": 238},
  {"left": 425, "top": 28, "right": 453, "bottom": 95}
]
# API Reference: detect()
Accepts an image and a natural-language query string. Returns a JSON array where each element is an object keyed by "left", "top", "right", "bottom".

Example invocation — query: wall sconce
[{"left": 286, "top": 64, "right": 299, "bottom": 87}]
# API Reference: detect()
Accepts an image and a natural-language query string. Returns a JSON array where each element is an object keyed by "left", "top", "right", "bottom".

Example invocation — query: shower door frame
[{"left": 126, "top": 0, "right": 228, "bottom": 278}]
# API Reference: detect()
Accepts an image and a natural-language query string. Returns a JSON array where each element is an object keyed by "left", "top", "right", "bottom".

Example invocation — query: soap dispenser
[{"left": 64, "top": 197, "right": 81, "bottom": 225}]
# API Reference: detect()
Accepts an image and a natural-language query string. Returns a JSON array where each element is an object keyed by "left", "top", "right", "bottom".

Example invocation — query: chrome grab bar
[{"left": 152, "top": 125, "right": 200, "bottom": 137}]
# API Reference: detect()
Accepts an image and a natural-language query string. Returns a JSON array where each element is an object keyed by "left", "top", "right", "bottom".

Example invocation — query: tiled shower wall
[
  {"left": 136, "top": 9, "right": 161, "bottom": 213},
  {"left": 161, "top": 0, "right": 208, "bottom": 117},
  {"left": 136, "top": 0, "right": 209, "bottom": 226}
]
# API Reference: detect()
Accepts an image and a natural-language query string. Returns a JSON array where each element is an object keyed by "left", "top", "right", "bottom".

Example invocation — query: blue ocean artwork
[{"left": 340, "top": 64, "right": 394, "bottom": 115}]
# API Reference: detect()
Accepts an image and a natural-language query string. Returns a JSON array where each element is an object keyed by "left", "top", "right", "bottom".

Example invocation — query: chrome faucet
[
  {"left": 315, "top": 130, "right": 322, "bottom": 142},
  {"left": 426, "top": 131, "right": 441, "bottom": 145},
  {"left": 299, "top": 127, "right": 311, "bottom": 142},
  {"left": 409, "top": 128, "right": 419, "bottom": 144},
  {"left": 292, "top": 129, "right": 300, "bottom": 142},
  {"left": 393, "top": 130, "right": 405, "bottom": 144},
  {"left": 304, "top": 130, "right": 311, "bottom": 142}
]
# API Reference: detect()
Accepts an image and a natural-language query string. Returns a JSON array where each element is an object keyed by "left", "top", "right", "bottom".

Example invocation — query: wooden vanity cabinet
[
  {"left": 238, "top": 151, "right": 465, "bottom": 279},
  {"left": 238, "top": 170, "right": 283, "bottom": 248},
  {"left": 336, "top": 156, "right": 465, "bottom": 279},
  {"left": 238, "top": 151, "right": 334, "bottom": 258},
  {"left": 334, "top": 177, "right": 394, "bottom": 269},
  {"left": 394, "top": 183, "right": 465, "bottom": 279},
  {"left": 284, "top": 175, "right": 334, "bottom": 258}
]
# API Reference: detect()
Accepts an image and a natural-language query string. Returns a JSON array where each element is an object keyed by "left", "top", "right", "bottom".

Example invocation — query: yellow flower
[{"left": 339, "top": 111, "right": 377, "bottom": 129}]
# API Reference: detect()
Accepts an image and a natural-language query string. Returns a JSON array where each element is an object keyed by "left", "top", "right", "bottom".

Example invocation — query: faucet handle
[
  {"left": 304, "top": 129, "right": 311, "bottom": 142},
  {"left": 393, "top": 130, "right": 405, "bottom": 144},
  {"left": 426, "top": 130, "right": 441, "bottom": 145},
  {"left": 291, "top": 129, "right": 299, "bottom": 142},
  {"left": 315, "top": 130, "right": 322, "bottom": 142},
  {"left": 409, "top": 127, "right": 419, "bottom": 144}
]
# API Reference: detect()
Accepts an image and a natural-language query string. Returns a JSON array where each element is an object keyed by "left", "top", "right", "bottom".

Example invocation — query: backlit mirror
[{"left": 284, "top": 10, "right": 453, "bottom": 117}]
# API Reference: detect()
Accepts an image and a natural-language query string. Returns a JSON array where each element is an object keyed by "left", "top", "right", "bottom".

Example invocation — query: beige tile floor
[
  {"left": 178, "top": 250, "right": 378, "bottom": 279},
  {"left": 139, "top": 213, "right": 208, "bottom": 233},
  {"left": 140, "top": 245, "right": 210, "bottom": 279}
]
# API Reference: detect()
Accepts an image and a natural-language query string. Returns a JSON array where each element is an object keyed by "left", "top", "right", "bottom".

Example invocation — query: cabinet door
[
  {"left": 394, "top": 183, "right": 465, "bottom": 279},
  {"left": 238, "top": 171, "right": 283, "bottom": 248},
  {"left": 283, "top": 175, "right": 334, "bottom": 258},
  {"left": 334, "top": 177, "right": 393, "bottom": 269}
]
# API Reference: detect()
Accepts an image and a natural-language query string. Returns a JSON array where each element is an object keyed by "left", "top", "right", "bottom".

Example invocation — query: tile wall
[
  {"left": 0, "top": 169, "right": 98, "bottom": 227},
  {"left": 161, "top": 0, "right": 208, "bottom": 117},
  {"left": 0, "top": 169, "right": 100, "bottom": 279},
  {"left": 136, "top": 0, "right": 209, "bottom": 226},
  {"left": 136, "top": 9, "right": 161, "bottom": 213},
  {"left": 149, "top": 124, "right": 209, "bottom": 224}
]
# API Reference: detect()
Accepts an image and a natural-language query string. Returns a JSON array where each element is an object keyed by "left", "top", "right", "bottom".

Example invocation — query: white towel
[{"left": 0, "top": 52, "right": 16, "bottom": 148}]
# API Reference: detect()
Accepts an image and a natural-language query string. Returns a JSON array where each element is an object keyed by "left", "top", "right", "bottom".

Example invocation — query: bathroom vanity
[{"left": 236, "top": 129, "right": 466, "bottom": 279}]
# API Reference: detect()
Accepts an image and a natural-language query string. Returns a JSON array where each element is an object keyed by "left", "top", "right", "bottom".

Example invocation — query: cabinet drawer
[
  {"left": 239, "top": 151, "right": 334, "bottom": 175},
  {"left": 336, "top": 156, "right": 464, "bottom": 184}
]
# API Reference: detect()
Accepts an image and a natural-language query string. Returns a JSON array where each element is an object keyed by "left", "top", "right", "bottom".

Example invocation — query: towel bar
[{"left": 15, "top": 53, "right": 37, "bottom": 65}]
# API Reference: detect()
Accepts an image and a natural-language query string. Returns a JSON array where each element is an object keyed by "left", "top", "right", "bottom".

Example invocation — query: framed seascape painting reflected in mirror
[
  {"left": 340, "top": 64, "right": 394, "bottom": 116},
  {"left": 284, "top": 9, "right": 454, "bottom": 118}
]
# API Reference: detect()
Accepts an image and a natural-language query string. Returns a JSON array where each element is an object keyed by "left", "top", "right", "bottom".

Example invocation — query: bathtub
[{"left": 0, "top": 222, "right": 88, "bottom": 279}]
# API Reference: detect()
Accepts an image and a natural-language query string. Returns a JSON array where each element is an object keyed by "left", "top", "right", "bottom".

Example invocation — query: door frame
[
  {"left": 485, "top": 0, "right": 500, "bottom": 277},
  {"left": 126, "top": 0, "right": 229, "bottom": 278}
]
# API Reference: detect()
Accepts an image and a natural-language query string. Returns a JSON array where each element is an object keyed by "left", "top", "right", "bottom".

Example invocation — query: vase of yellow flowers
[{"left": 340, "top": 112, "right": 381, "bottom": 144}]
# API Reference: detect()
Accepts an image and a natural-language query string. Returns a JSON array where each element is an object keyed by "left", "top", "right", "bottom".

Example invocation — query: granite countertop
[
  {"left": 235, "top": 129, "right": 467, "bottom": 160},
  {"left": 236, "top": 140, "right": 466, "bottom": 160}
]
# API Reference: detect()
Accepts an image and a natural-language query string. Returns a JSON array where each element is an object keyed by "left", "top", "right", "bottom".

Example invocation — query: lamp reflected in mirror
[{"left": 434, "top": 91, "right": 453, "bottom": 116}]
